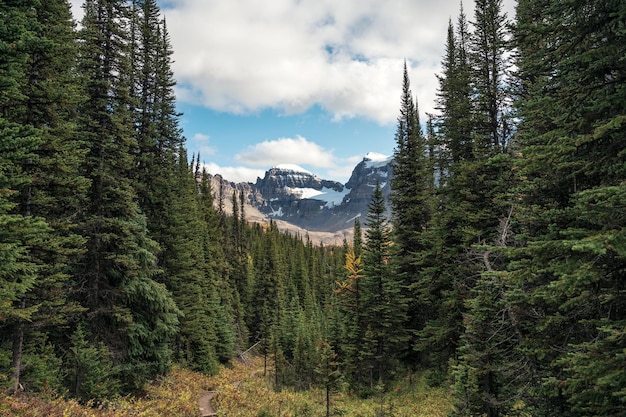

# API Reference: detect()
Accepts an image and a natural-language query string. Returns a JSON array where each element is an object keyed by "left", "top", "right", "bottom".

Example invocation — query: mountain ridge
[{"left": 208, "top": 153, "right": 394, "bottom": 245}]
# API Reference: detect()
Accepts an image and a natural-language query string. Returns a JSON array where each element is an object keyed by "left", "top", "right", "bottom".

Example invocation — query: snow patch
[
  {"left": 346, "top": 213, "right": 362, "bottom": 223},
  {"left": 364, "top": 152, "right": 392, "bottom": 169},
  {"left": 274, "top": 163, "right": 312, "bottom": 175},
  {"left": 268, "top": 204, "right": 284, "bottom": 217},
  {"left": 366, "top": 181, "right": 387, "bottom": 189},
  {"left": 286, "top": 186, "right": 349, "bottom": 207}
]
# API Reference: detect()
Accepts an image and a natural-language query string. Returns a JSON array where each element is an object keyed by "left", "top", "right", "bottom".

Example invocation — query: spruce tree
[
  {"left": 337, "top": 242, "right": 363, "bottom": 385},
  {"left": 389, "top": 62, "right": 433, "bottom": 364},
  {"left": 420, "top": 8, "right": 475, "bottom": 371},
  {"left": 435, "top": 7, "right": 473, "bottom": 170},
  {"left": 160, "top": 149, "right": 222, "bottom": 373},
  {"left": 470, "top": 0, "right": 513, "bottom": 154},
  {"left": 0, "top": 0, "right": 87, "bottom": 392},
  {"left": 252, "top": 222, "right": 287, "bottom": 375},
  {"left": 74, "top": 0, "right": 179, "bottom": 393},
  {"left": 510, "top": 0, "right": 626, "bottom": 414},
  {"left": 360, "top": 182, "right": 407, "bottom": 387}
]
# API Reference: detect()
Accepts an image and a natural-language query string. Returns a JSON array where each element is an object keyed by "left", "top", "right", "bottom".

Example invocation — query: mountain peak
[
  {"left": 364, "top": 152, "right": 389, "bottom": 161},
  {"left": 273, "top": 163, "right": 312, "bottom": 175},
  {"left": 212, "top": 154, "right": 393, "bottom": 235},
  {"left": 363, "top": 152, "right": 393, "bottom": 169}
]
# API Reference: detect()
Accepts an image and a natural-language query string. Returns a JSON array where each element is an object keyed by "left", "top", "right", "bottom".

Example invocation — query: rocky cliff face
[
  {"left": 209, "top": 154, "right": 394, "bottom": 237},
  {"left": 342, "top": 152, "right": 393, "bottom": 219}
]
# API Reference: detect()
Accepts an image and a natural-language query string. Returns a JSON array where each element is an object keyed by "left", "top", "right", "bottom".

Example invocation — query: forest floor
[{"left": 0, "top": 356, "right": 452, "bottom": 417}]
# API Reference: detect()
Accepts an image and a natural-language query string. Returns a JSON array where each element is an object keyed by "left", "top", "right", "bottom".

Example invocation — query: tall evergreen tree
[
  {"left": 435, "top": 7, "right": 473, "bottom": 171},
  {"left": 252, "top": 222, "right": 287, "bottom": 375},
  {"left": 420, "top": 13, "right": 469, "bottom": 368},
  {"left": 74, "top": 0, "right": 179, "bottom": 392},
  {"left": 389, "top": 62, "right": 433, "bottom": 363},
  {"left": 336, "top": 242, "right": 363, "bottom": 385},
  {"left": 470, "top": 0, "right": 513, "bottom": 154},
  {"left": 510, "top": 0, "right": 626, "bottom": 414},
  {"left": 0, "top": 0, "right": 87, "bottom": 393},
  {"left": 390, "top": 62, "right": 430, "bottom": 256},
  {"left": 159, "top": 150, "right": 223, "bottom": 373},
  {"left": 360, "top": 182, "right": 407, "bottom": 387}
]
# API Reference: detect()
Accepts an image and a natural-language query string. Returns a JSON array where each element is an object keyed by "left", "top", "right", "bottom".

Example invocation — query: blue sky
[
  {"left": 70, "top": 0, "right": 515, "bottom": 183},
  {"left": 180, "top": 104, "right": 396, "bottom": 183}
]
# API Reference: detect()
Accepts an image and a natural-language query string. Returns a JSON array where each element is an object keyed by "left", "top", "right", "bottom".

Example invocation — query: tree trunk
[
  {"left": 10, "top": 315, "right": 25, "bottom": 394},
  {"left": 326, "top": 383, "right": 331, "bottom": 417}
]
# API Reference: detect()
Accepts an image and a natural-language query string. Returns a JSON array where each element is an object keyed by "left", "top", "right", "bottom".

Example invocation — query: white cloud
[
  {"left": 189, "top": 133, "right": 216, "bottom": 156},
  {"left": 69, "top": 0, "right": 84, "bottom": 22},
  {"left": 202, "top": 162, "right": 266, "bottom": 184},
  {"left": 235, "top": 136, "right": 336, "bottom": 168},
  {"left": 70, "top": 0, "right": 516, "bottom": 126},
  {"left": 193, "top": 133, "right": 210, "bottom": 141},
  {"left": 164, "top": 0, "right": 515, "bottom": 125}
]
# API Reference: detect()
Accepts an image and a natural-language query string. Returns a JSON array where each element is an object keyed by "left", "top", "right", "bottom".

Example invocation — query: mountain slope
[{"left": 208, "top": 153, "right": 394, "bottom": 244}]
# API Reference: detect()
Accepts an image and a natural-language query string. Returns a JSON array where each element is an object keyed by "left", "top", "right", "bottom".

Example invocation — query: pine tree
[
  {"left": 0, "top": 0, "right": 87, "bottom": 393},
  {"left": 74, "top": 0, "right": 179, "bottom": 393},
  {"left": 450, "top": 272, "right": 521, "bottom": 417},
  {"left": 470, "top": 0, "right": 513, "bottom": 154},
  {"left": 0, "top": 119, "right": 49, "bottom": 392},
  {"left": 389, "top": 62, "right": 433, "bottom": 364},
  {"left": 435, "top": 8, "right": 473, "bottom": 171},
  {"left": 252, "top": 222, "right": 287, "bottom": 375},
  {"left": 65, "top": 323, "right": 120, "bottom": 403},
  {"left": 360, "top": 182, "right": 407, "bottom": 387},
  {"left": 510, "top": 0, "right": 626, "bottom": 414},
  {"left": 159, "top": 150, "right": 222, "bottom": 373},
  {"left": 417, "top": 9, "right": 475, "bottom": 371},
  {"left": 420, "top": 1, "right": 515, "bottom": 378},
  {"left": 315, "top": 341, "right": 342, "bottom": 417},
  {"left": 353, "top": 218, "right": 362, "bottom": 259},
  {"left": 390, "top": 62, "right": 430, "bottom": 256},
  {"left": 336, "top": 243, "right": 363, "bottom": 385}
]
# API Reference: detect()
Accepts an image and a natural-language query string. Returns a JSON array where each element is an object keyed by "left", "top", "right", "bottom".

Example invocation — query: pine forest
[{"left": 1, "top": 0, "right": 624, "bottom": 416}]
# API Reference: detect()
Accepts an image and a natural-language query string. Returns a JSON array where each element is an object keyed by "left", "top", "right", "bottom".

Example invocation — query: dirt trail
[{"left": 198, "top": 391, "right": 217, "bottom": 416}]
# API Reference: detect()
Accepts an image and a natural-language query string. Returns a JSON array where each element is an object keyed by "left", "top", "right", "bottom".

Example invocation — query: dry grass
[{"left": 0, "top": 357, "right": 452, "bottom": 417}]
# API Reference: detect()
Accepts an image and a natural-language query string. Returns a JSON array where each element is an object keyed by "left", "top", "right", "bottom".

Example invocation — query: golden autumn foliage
[{"left": 0, "top": 356, "right": 451, "bottom": 416}]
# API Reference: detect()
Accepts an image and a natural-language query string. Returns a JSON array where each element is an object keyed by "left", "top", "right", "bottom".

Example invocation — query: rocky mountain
[{"left": 208, "top": 153, "right": 394, "bottom": 244}]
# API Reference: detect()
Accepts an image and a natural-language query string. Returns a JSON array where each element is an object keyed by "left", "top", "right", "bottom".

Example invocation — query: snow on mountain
[
  {"left": 364, "top": 152, "right": 392, "bottom": 168},
  {"left": 210, "top": 152, "right": 393, "bottom": 235},
  {"left": 286, "top": 186, "right": 350, "bottom": 207},
  {"left": 274, "top": 163, "right": 313, "bottom": 175}
]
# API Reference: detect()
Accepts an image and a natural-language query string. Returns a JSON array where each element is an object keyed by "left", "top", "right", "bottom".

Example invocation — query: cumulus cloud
[
  {"left": 193, "top": 133, "right": 210, "bottom": 142},
  {"left": 163, "top": 0, "right": 489, "bottom": 125},
  {"left": 202, "top": 162, "right": 266, "bottom": 184},
  {"left": 189, "top": 133, "right": 216, "bottom": 156},
  {"left": 70, "top": 0, "right": 516, "bottom": 125},
  {"left": 235, "top": 136, "right": 336, "bottom": 168}
]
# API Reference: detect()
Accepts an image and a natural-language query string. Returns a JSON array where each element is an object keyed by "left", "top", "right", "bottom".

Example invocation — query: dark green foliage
[
  {"left": 1, "top": 0, "right": 622, "bottom": 410},
  {"left": 389, "top": 63, "right": 434, "bottom": 366},
  {"left": 470, "top": 0, "right": 513, "bottom": 153},
  {"left": 419, "top": 0, "right": 515, "bottom": 380},
  {"left": 450, "top": 269, "right": 523, "bottom": 417},
  {"left": 74, "top": 0, "right": 180, "bottom": 393},
  {"left": 335, "top": 241, "right": 363, "bottom": 385},
  {"left": 65, "top": 324, "right": 121, "bottom": 403},
  {"left": 315, "top": 341, "right": 342, "bottom": 417},
  {"left": 390, "top": 62, "right": 431, "bottom": 257},
  {"left": 359, "top": 183, "right": 407, "bottom": 387},
  {"left": 509, "top": 1, "right": 626, "bottom": 414},
  {"left": 0, "top": 0, "right": 88, "bottom": 394}
]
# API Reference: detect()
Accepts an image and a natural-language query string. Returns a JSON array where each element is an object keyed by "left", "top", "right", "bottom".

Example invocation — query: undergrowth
[{"left": 0, "top": 356, "right": 452, "bottom": 416}]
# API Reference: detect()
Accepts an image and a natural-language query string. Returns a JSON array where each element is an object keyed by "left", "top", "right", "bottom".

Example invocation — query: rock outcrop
[{"left": 207, "top": 154, "right": 394, "bottom": 242}]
